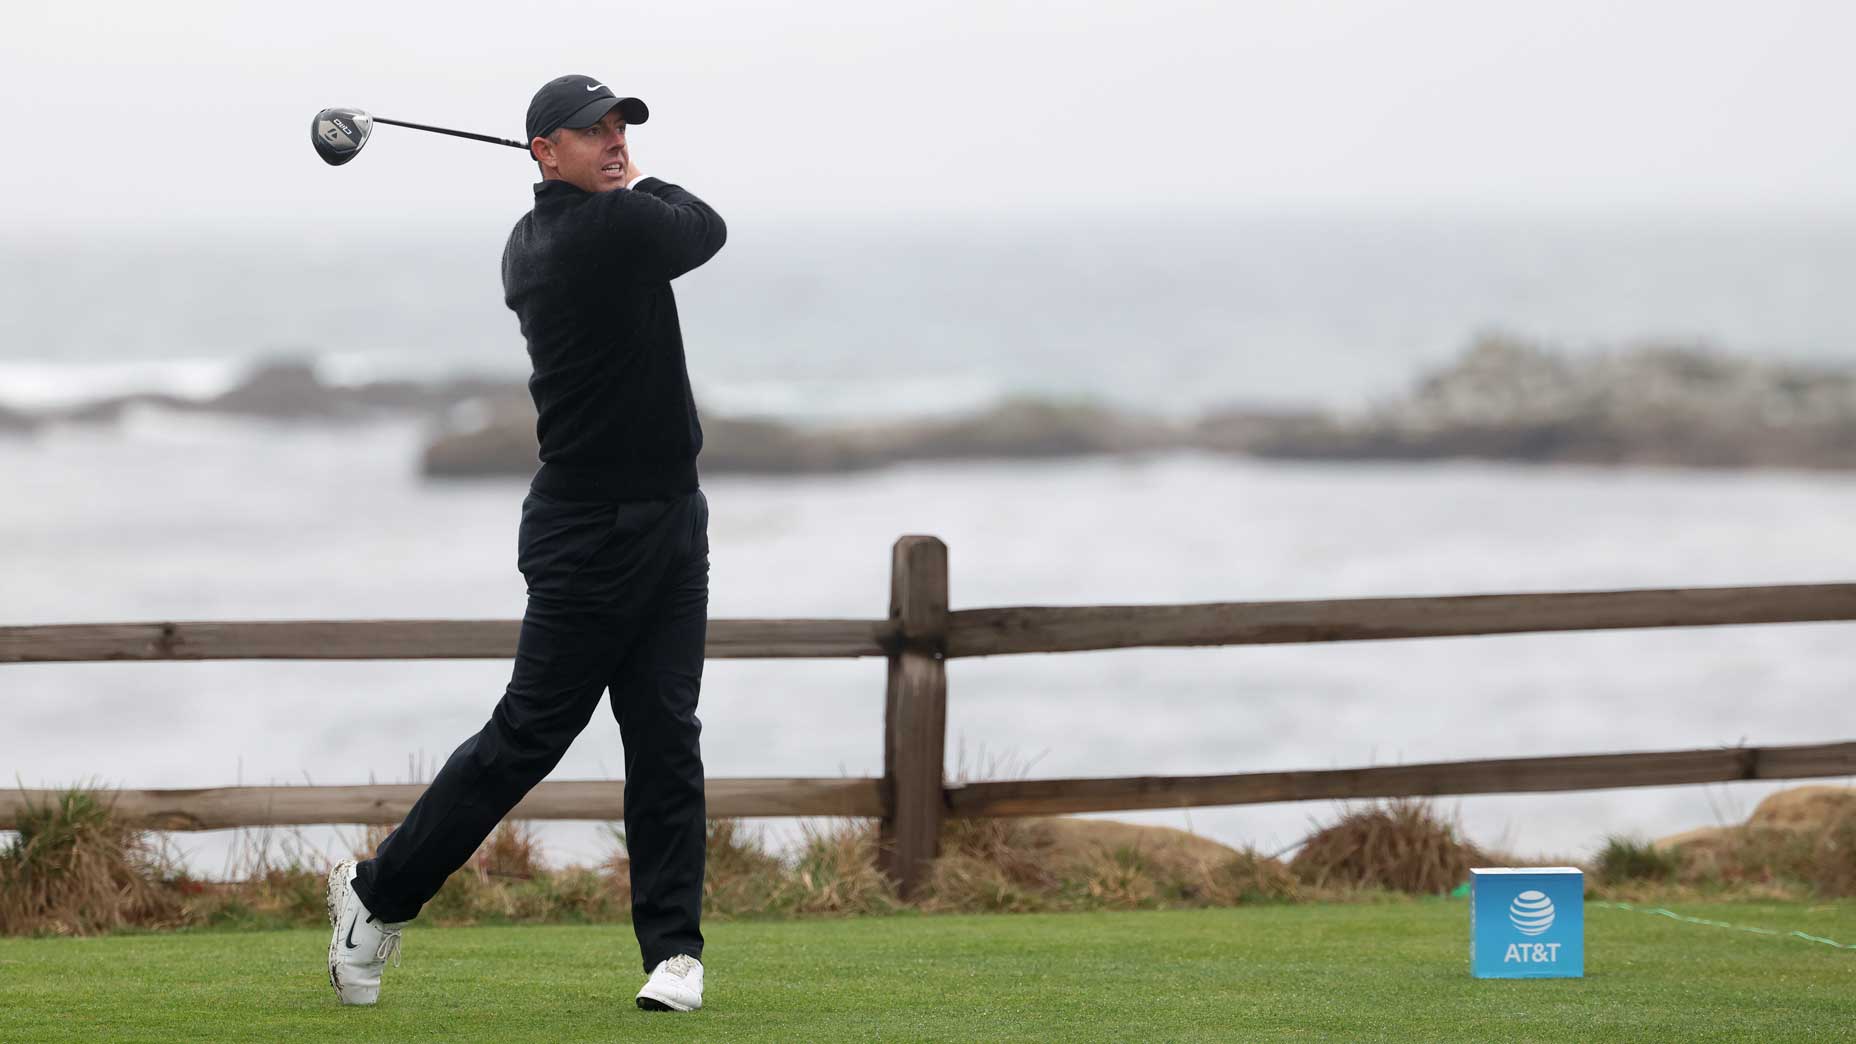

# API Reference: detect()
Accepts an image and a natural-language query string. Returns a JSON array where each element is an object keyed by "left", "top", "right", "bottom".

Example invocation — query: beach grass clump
[
  {"left": 470, "top": 820, "right": 544, "bottom": 880},
  {"left": 225, "top": 866, "right": 328, "bottom": 926},
  {"left": 778, "top": 819, "right": 898, "bottom": 916},
  {"left": 1596, "top": 835, "right": 1681, "bottom": 884},
  {"left": 426, "top": 863, "right": 627, "bottom": 926},
  {"left": 1715, "top": 828, "right": 1819, "bottom": 888},
  {"left": 938, "top": 814, "right": 1064, "bottom": 891},
  {"left": 696, "top": 818, "right": 784, "bottom": 915},
  {"left": 415, "top": 860, "right": 509, "bottom": 924},
  {"left": 1666, "top": 827, "right": 1819, "bottom": 893},
  {"left": 1188, "top": 848, "right": 1302, "bottom": 905},
  {"left": 1615, "top": 787, "right": 1856, "bottom": 900},
  {"left": 0, "top": 788, "right": 182, "bottom": 935},
  {"left": 423, "top": 822, "right": 637, "bottom": 926},
  {"left": 1289, "top": 799, "right": 1487, "bottom": 895},
  {"left": 177, "top": 825, "right": 334, "bottom": 930},
  {"left": 923, "top": 815, "right": 1064, "bottom": 913},
  {"left": 923, "top": 852, "right": 1045, "bottom": 912},
  {"left": 1811, "top": 810, "right": 1856, "bottom": 897},
  {"left": 1664, "top": 814, "right": 1856, "bottom": 899},
  {"left": 922, "top": 815, "right": 1300, "bottom": 912},
  {"left": 1077, "top": 843, "right": 1160, "bottom": 908}
]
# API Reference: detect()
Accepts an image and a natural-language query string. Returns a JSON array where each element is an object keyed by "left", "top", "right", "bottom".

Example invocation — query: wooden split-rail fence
[{"left": 3, "top": 537, "right": 1854, "bottom": 897}]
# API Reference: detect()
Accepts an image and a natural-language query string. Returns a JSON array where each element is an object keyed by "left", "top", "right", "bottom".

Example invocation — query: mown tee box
[{"left": 1470, "top": 867, "right": 1584, "bottom": 979}]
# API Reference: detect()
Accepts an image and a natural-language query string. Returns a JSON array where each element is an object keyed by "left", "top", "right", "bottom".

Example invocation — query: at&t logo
[
  {"left": 1508, "top": 890, "right": 1555, "bottom": 935},
  {"left": 1504, "top": 889, "right": 1561, "bottom": 964}
]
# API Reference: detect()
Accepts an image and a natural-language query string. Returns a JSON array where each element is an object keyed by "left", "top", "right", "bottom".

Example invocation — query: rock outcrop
[
  {"left": 1247, "top": 336, "right": 1856, "bottom": 469},
  {"left": 420, "top": 395, "right": 1186, "bottom": 479},
  {"left": 41, "top": 358, "right": 525, "bottom": 425},
  {"left": 0, "top": 401, "right": 37, "bottom": 435},
  {"left": 15, "top": 337, "right": 1856, "bottom": 473}
]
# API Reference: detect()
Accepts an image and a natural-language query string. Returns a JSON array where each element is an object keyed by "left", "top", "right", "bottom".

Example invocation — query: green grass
[{"left": 2, "top": 901, "right": 1853, "bottom": 1043}]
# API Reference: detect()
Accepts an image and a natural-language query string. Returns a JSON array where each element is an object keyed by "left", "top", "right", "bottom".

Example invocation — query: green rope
[{"left": 1594, "top": 901, "right": 1856, "bottom": 951}]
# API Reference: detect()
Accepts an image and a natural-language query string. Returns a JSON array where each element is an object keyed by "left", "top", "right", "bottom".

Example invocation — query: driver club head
[{"left": 311, "top": 108, "right": 373, "bottom": 166}]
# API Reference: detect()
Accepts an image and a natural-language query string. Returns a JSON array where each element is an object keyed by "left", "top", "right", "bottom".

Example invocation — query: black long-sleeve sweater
[{"left": 501, "top": 176, "right": 727, "bottom": 502}]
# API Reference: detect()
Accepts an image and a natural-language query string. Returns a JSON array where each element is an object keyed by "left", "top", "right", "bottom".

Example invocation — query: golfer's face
[{"left": 550, "top": 110, "right": 629, "bottom": 193}]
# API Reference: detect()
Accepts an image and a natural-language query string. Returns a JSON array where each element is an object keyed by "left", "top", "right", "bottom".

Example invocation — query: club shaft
[{"left": 372, "top": 116, "right": 528, "bottom": 151}]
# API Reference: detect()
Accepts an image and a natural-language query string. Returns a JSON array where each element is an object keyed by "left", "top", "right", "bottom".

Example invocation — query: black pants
[{"left": 354, "top": 486, "right": 708, "bottom": 972}]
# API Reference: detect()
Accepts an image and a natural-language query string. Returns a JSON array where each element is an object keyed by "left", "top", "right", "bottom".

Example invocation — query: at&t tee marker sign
[{"left": 1470, "top": 867, "right": 1584, "bottom": 978}]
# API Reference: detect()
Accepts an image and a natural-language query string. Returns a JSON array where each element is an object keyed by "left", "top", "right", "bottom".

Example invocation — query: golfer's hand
[{"left": 622, "top": 147, "right": 647, "bottom": 188}]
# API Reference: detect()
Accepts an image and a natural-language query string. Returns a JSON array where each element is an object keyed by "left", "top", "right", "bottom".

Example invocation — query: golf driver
[{"left": 311, "top": 107, "right": 529, "bottom": 166}]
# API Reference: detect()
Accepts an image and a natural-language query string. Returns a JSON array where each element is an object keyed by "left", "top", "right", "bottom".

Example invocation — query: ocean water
[
  {"left": 2, "top": 414, "right": 1852, "bottom": 873},
  {"left": 4, "top": 213, "right": 1856, "bottom": 419}
]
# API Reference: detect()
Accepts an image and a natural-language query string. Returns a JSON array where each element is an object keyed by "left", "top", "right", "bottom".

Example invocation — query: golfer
[{"left": 326, "top": 73, "right": 726, "bottom": 1013}]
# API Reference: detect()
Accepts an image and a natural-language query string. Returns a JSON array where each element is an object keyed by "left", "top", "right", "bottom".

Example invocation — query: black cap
[{"left": 525, "top": 74, "right": 649, "bottom": 142}]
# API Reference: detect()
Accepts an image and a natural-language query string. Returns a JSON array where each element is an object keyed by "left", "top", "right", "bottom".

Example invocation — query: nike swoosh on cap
[{"left": 586, "top": 84, "right": 607, "bottom": 91}]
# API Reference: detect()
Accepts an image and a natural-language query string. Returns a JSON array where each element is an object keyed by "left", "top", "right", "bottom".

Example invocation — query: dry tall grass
[
  {"left": 923, "top": 815, "right": 1299, "bottom": 912},
  {"left": 1661, "top": 823, "right": 1856, "bottom": 897},
  {"left": 1643, "top": 786, "right": 1856, "bottom": 898},
  {"left": 923, "top": 816, "right": 1064, "bottom": 912},
  {"left": 780, "top": 819, "right": 898, "bottom": 915},
  {"left": 1189, "top": 849, "right": 1303, "bottom": 905},
  {"left": 9, "top": 782, "right": 1852, "bottom": 937},
  {"left": 471, "top": 821, "right": 544, "bottom": 880},
  {"left": 1813, "top": 812, "right": 1856, "bottom": 897},
  {"left": 0, "top": 789, "right": 182, "bottom": 935},
  {"left": 698, "top": 818, "right": 782, "bottom": 914},
  {"left": 1289, "top": 799, "right": 1489, "bottom": 895}
]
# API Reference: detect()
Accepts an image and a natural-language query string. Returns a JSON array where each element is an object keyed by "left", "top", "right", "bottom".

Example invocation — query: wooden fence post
[{"left": 879, "top": 535, "right": 949, "bottom": 898}]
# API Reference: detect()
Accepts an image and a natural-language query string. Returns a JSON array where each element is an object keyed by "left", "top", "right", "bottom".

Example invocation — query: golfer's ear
[{"left": 530, "top": 136, "right": 553, "bottom": 170}]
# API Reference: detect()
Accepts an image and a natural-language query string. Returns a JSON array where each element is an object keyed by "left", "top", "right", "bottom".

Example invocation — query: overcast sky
[{"left": 6, "top": 0, "right": 1856, "bottom": 233}]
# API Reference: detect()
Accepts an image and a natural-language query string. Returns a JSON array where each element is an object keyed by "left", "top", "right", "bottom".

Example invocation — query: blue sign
[{"left": 1470, "top": 867, "right": 1584, "bottom": 978}]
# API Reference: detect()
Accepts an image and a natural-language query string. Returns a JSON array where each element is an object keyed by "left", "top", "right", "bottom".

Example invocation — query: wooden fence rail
[
  {"left": 4, "top": 583, "right": 1852, "bottom": 664},
  {"left": 4, "top": 541, "right": 1853, "bottom": 897},
  {"left": 6, "top": 740, "right": 1852, "bottom": 833},
  {"left": 946, "top": 583, "right": 1856, "bottom": 657},
  {"left": 947, "top": 740, "right": 1856, "bottom": 817},
  {"left": 0, "top": 778, "right": 885, "bottom": 832},
  {"left": 0, "top": 618, "right": 890, "bottom": 663}
]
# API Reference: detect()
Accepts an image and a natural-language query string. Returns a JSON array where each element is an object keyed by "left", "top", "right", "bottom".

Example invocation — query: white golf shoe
[
  {"left": 636, "top": 954, "right": 704, "bottom": 1011},
  {"left": 326, "top": 859, "right": 406, "bottom": 1006}
]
